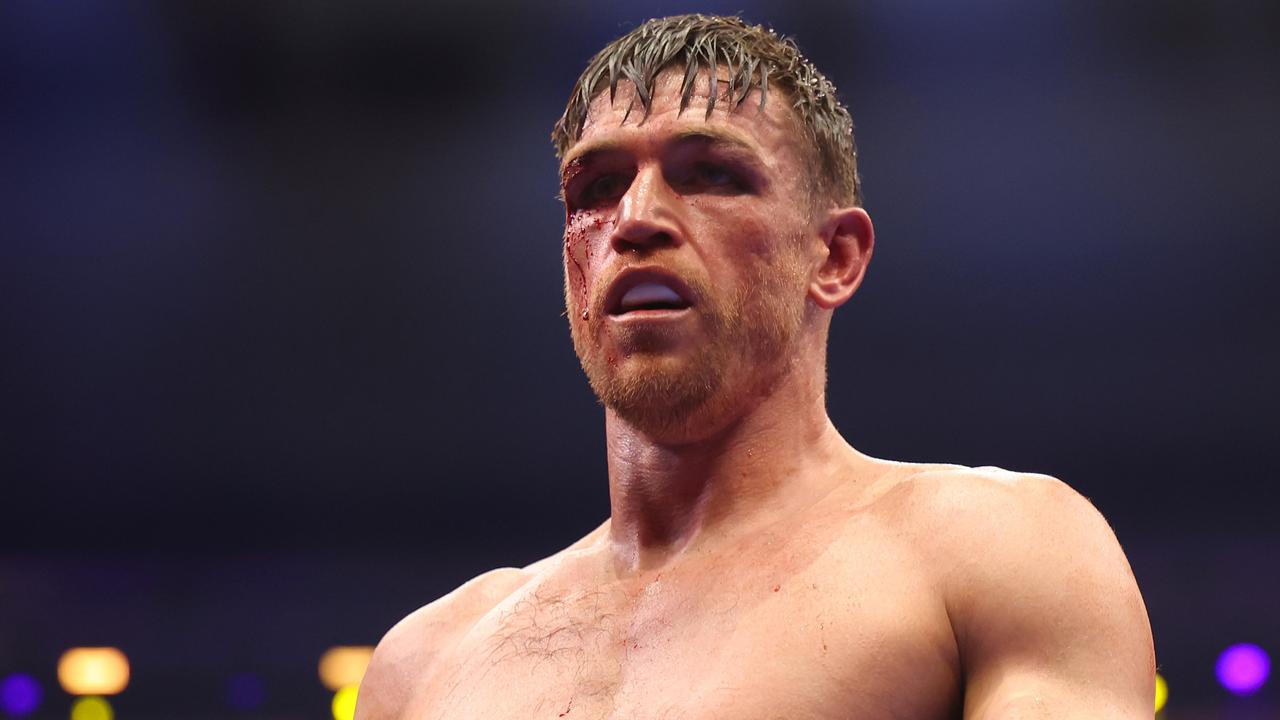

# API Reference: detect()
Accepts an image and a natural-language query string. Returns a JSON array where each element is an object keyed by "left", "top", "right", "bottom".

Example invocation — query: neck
[{"left": 602, "top": 356, "right": 860, "bottom": 574}]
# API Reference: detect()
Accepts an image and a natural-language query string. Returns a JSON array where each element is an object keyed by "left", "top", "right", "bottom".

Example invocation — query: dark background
[{"left": 2, "top": 0, "right": 1278, "bottom": 718}]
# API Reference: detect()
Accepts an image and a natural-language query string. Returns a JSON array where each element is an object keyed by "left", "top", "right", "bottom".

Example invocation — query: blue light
[{"left": 0, "top": 674, "right": 42, "bottom": 717}]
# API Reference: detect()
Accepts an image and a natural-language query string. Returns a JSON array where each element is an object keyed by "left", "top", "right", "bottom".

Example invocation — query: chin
[
  {"left": 589, "top": 345, "right": 789, "bottom": 445},
  {"left": 588, "top": 352, "right": 721, "bottom": 429},
  {"left": 569, "top": 264, "right": 808, "bottom": 440}
]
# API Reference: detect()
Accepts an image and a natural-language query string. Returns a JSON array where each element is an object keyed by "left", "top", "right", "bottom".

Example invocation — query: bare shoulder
[
  {"left": 354, "top": 521, "right": 610, "bottom": 720},
  {"left": 354, "top": 566, "right": 535, "bottom": 720},
  {"left": 901, "top": 463, "right": 1093, "bottom": 522},
  {"left": 880, "top": 463, "right": 1155, "bottom": 714},
  {"left": 891, "top": 464, "right": 1133, "bottom": 578},
  {"left": 879, "top": 463, "right": 1137, "bottom": 596}
]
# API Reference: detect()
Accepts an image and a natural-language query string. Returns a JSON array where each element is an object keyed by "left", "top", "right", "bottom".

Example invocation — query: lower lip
[{"left": 607, "top": 307, "right": 693, "bottom": 323}]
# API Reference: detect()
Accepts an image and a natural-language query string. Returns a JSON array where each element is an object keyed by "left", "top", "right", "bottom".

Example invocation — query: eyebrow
[
  {"left": 560, "top": 126, "right": 763, "bottom": 181},
  {"left": 667, "top": 127, "right": 758, "bottom": 156}
]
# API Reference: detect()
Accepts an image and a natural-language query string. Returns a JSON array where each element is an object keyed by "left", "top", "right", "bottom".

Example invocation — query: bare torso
[
  {"left": 368, "top": 35, "right": 1158, "bottom": 717},
  {"left": 387, "top": 461, "right": 968, "bottom": 720}
]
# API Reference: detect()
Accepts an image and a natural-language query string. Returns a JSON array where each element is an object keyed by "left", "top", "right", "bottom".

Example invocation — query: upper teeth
[{"left": 619, "top": 282, "right": 683, "bottom": 311}]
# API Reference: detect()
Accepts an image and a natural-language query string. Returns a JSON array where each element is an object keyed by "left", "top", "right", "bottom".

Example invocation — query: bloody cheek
[
  {"left": 563, "top": 211, "right": 590, "bottom": 320},
  {"left": 563, "top": 210, "right": 613, "bottom": 322}
]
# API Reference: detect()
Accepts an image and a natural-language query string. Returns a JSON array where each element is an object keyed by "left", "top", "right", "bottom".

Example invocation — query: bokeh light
[
  {"left": 1154, "top": 672, "right": 1168, "bottom": 713},
  {"left": 69, "top": 697, "right": 113, "bottom": 720},
  {"left": 1216, "top": 643, "right": 1271, "bottom": 695},
  {"left": 0, "top": 674, "right": 42, "bottom": 717},
  {"left": 57, "top": 648, "right": 130, "bottom": 695},
  {"left": 331, "top": 684, "right": 359, "bottom": 720},
  {"left": 319, "top": 646, "right": 374, "bottom": 691},
  {"left": 226, "top": 672, "right": 267, "bottom": 711}
]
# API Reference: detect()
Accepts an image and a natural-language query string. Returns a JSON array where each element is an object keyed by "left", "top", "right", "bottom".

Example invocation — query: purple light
[
  {"left": 1216, "top": 643, "right": 1271, "bottom": 696},
  {"left": 226, "top": 672, "right": 267, "bottom": 711},
  {"left": 0, "top": 673, "right": 42, "bottom": 716}
]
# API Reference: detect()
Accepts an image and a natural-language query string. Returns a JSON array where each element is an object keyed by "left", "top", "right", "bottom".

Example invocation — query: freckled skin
[{"left": 355, "top": 69, "right": 1155, "bottom": 720}]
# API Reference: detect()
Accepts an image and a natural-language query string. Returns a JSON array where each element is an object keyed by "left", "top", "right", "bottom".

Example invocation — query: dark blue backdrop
[{"left": 2, "top": 1, "right": 1277, "bottom": 717}]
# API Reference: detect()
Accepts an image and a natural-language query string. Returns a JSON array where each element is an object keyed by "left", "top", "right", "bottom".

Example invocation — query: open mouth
[
  {"left": 614, "top": 282, "right": 690, "bottom": 314},
  {"left": 606, "top": 270, "right": 694, "bottom": 316}
]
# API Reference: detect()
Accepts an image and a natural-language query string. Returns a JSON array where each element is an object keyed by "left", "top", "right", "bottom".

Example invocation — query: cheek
[
  {"left": 689, "top": 193, "right": 795, "bottom": 244},
  {"left": 688, "top": 199, "right": 795, "bottom": 274},
  {"left": 694, "top": 207, "right": 811, "bottom": 321},
  {"left": 563, "top": 210, "right": 614, "bottom": 316}
]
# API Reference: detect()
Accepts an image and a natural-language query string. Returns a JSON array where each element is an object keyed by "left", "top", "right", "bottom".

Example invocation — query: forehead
[{"left": 567, "top": 68, "right": 807, "bottom": 169}]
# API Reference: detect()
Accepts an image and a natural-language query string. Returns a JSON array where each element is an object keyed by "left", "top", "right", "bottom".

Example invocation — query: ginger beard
[{"left": 564, "top": 222, "right": 810, "bottom": 439}]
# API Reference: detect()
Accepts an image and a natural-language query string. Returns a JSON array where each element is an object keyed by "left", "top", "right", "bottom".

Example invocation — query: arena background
[{"left": 2, "top": 1, "right": 1278, "bottom": 718}]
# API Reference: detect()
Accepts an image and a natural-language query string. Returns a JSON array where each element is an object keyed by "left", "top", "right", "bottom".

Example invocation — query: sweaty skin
[{"left": 355, "top": 71, "right": 1155, "bottom": 720}]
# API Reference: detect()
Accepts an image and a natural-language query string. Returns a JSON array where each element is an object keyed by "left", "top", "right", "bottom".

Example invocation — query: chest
[{"left": 408, "top": 537, "right": 961, "bottom": 720}]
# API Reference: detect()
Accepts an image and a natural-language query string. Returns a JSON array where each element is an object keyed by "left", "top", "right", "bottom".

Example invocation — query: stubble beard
[{"left": 568, "top": 255, "right": 807, "bottom": 441}]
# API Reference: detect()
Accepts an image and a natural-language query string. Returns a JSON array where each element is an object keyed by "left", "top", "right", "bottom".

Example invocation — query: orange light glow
[
  {"left": 319, "top": 646, "right": 374, "bottom": 691},
  {"left": 57, "top": 648, "right": 130, "bottom": 696}
]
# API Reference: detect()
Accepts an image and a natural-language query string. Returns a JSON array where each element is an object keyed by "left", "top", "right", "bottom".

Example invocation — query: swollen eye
[{"left": 696, "top": 164, "right": 733, "bottom": 185}]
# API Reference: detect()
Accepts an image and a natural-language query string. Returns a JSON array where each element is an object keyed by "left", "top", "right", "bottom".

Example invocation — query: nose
[{"left": 610, "top": 164, "right": 682, "bottom": 254}]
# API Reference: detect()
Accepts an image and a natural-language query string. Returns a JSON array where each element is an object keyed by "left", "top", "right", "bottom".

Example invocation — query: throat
[
  {"left": 604, "top": 425, "right": 784, "bottom": 573},
  {"left": 608, "top": 470, "right": 717, "bottom": 572},
  {"left": 602, "top": 362, "right": 846, "bottom": 573}
]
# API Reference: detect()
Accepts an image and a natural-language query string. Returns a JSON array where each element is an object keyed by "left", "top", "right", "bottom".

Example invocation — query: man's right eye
[{"left": 582, "top": 174, "right": 629, "bottom": 205}]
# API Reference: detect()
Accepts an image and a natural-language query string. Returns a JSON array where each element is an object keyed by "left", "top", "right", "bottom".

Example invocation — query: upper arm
[
  {"left": 926, "top": 469, "right": 1155, "bottom": 719},
  {"left": 354, "top": 567, "right": 533, "bottom": 720}
]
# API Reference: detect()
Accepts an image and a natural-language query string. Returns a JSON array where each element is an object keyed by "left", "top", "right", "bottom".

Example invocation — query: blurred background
[{"left": 2, "top": 0, "right": 1278, "bottom": 718}]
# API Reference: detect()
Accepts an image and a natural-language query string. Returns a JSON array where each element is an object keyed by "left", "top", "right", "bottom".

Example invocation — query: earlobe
[{"left": 809, "top": 207, "right": 874, "bottom": 309}]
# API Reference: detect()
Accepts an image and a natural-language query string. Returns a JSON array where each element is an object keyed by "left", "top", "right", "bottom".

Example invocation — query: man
[{"left": 356, "top": 14, "right": 1155, "bottom": 719}]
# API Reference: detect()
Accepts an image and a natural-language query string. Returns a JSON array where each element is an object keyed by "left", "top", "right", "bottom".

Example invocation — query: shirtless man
[{"left": 355, "top": 14, "right": 1155, "bottom": 719}]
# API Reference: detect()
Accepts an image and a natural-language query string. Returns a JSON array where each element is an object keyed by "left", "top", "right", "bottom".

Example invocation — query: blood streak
[
  {"left": 562, "top": 211, "right": 592, "bottom": 320},
  {"left": 562, "top": 209, "right": 614, "bottom": 324}
]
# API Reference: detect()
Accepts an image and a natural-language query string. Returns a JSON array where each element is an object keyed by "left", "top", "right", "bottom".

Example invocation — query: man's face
[{"left": 559, "top": 69, "right": 819, "bottom": 439}]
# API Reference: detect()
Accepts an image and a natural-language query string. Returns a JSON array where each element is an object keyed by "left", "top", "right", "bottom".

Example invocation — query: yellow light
[
  {"left": 319, "top": 646, "right": 374, "bottom": 691},
  {"left": 70, "top": 697, "right": 113, "bottom": 720},
  {"left": 332, "top": 684, "right": 359, "bottom": 720},
  {"left": 1154, "top": 672, "right": 1168, "bottom": 713},
  {"left": 57, "top": 648, "right": 130, "bottom": 695}
]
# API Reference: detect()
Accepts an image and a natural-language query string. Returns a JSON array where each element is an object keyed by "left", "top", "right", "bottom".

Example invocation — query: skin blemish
[{"left": 772, "top": 584, "right": 781, "bottom": 592}]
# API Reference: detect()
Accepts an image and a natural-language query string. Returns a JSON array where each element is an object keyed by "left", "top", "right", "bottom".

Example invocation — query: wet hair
[{"left": 550, "top": 14, "right": 862, "bottom": 208}]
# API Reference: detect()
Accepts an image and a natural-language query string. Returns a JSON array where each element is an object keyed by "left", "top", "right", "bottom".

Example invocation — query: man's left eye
[{"left": 694, "top": 163, "right": 735, "bottom": 186}]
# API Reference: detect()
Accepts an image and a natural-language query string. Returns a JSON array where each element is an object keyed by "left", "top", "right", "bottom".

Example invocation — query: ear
[{"left": 809, "top": 206, "right": 874, "bottom": 309}]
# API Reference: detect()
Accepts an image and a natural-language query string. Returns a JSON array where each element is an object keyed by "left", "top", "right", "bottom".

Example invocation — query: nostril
[{"left": 613, "top": 230, "right": 676, "bottom": 253}]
